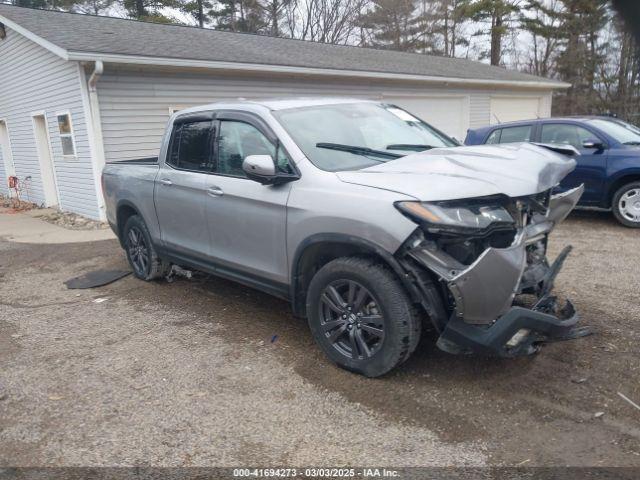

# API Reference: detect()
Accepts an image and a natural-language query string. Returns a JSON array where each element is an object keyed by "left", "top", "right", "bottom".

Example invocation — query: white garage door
[
  {"left": 382, "top": 96, "right": 469, "bottom": 142},
  {"left": 490, "top": 96, "right": 542, "bottom": 125}
]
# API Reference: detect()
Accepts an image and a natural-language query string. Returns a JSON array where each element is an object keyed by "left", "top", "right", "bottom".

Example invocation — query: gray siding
[
  {"left": 0, "top": 27, "right": 99, "bottom": 218},
  {"left": 0, "top": 141, "right": 7, "bottom": 196},
  {"left": 97, "top": 66, "right": 554, "bottom": 161}
]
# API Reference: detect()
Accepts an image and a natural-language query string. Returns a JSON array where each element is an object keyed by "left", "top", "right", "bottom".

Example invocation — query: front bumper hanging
[
  {"left": 405, "top": 185, "right": 592, "bottom": 357},
  {"left": 436, "top": 244, "right": 592, "bottom": 357}
]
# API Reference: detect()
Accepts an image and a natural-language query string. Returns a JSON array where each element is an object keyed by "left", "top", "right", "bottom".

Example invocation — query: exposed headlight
[{"left": 395, "top": 200, "right": 514, "bottom": 232}]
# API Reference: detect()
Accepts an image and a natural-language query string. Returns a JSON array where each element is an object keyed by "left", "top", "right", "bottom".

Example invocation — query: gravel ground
[{"left": 0, "top": 210, "right": 639, "bottom": 468}]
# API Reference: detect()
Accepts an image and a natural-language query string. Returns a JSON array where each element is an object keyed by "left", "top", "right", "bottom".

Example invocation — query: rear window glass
[
  {"left": 499, "top": 125, "right": 532, "bottom": 143},
  {"left": 485, "top": 125, "right": 532, "bottom": 144},
  {"left": 486, "top": 130, "right": 501, "bottom": 144},
  {"left": 168, "top": 121, "right": 214, "bottom": 172}
]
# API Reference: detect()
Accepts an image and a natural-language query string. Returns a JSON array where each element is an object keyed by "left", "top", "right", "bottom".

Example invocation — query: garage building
[{"left": 0, "top": 4, "right": 569, "bottom": 220}]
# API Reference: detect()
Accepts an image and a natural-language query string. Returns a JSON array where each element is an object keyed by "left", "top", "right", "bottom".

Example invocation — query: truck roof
[{"left": 177, "top": 97, "right": 376, "bottom": 115}]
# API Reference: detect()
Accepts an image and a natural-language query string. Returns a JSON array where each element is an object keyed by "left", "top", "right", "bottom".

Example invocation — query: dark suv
[{"left": 465, "top": 116, "right": 640, "bottom": 227}]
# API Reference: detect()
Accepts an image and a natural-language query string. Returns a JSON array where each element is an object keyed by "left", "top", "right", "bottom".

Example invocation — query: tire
[
  {"left": 122, "top": 215, "right": 170, "bottom": 280},
  {"left": 612, "top": 182, "right": 640, "bottom": 228},
  {"left": 306, "top": 257, "right": 421, "bottom": 377}
]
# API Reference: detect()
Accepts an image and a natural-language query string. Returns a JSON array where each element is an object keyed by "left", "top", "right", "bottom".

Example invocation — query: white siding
[
  {"left": 97, "top": 66, "right": 557, "bottom": 161},
  {"left": 0, "top": 27, "right": 99, "bottom": 218}
]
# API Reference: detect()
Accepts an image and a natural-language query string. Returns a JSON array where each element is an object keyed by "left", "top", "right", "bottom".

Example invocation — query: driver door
[{"left": 204, "top": 111, "right": 294, "bottom": 289}]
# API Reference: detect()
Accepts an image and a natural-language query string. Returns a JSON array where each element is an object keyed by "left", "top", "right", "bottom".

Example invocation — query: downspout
[
  {"left": 78, "top": 60, "right": 108, "bottom": 220},
  {"left": 89, "top": 61, "right": 107, "bottom": 220},
  {"left": 89, "top": 59, "right": 104, "bottom": 91}
]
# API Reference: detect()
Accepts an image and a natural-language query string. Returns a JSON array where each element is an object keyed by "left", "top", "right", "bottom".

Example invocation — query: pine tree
[
  {"left": 181, "top": 0, "right": 214, "bottom": 27},
  {"left": 554, "top": 0, "right": 609, "bottom": 115},
  {"left": 432, "top": 0, "right": 473, "bottom": 57},
  {"left": 360, "top": 0, "right": 421, "bottom": 52},
  {"left": 464, "top": 0, "right": 521, "bottom": 65},
  {"left": 121, "top": 0, "right": 181, "bottom": 22},
  {"left": 519, "top": 0, "right": 564, "bottom": 77},
  {"left": 211, "top": 0, "right": 267, "bottom": 33},
  {"left": 258, "top": 0, "right": 292, "bottom": 36}
]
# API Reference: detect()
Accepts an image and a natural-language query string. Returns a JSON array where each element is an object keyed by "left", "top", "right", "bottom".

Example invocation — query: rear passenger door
[
  {"left": 538, "top": 122, "right": 608, "bottom": 204},
  {"left": 204, "top": 111, "right": 294, "bottom": 290},
  {"left": 154, "top": 116, "right": 216, "bottom": 258}
]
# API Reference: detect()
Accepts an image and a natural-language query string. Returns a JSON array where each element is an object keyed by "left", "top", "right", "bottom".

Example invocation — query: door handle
[
  {"left": 159, "top": 178, "right": 172, "bottom": 186},
  {"left": 207, "top": 186, "right": 224, "bottom": 197}
]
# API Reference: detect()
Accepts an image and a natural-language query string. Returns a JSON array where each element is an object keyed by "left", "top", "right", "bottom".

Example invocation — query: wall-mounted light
[{"left": 0, "top": 23, "right": 6, "bottom": 40}]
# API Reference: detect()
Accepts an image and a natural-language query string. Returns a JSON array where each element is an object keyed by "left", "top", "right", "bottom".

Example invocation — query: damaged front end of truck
[{"left": 396, "top": 183, "right": 591, "bottom": 357}]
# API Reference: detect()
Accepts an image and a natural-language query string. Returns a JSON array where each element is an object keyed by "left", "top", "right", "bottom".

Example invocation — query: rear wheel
[
  {"left": 306, "top": 257, "right": 420, "bottom": 377},
  {"left": 612, "top": 182, "right": 640, "bottom": 228},
  {"left": 123, "top": 215, "right": 170, "bottom": 280}
]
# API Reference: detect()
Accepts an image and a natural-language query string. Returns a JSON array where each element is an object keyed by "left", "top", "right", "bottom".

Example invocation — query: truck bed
[
  {"left": 106, "top": 157, "right": 158, "bottom": 165},
  {"left": 102, "top": 159, "right": 160, "bottom": 235}
]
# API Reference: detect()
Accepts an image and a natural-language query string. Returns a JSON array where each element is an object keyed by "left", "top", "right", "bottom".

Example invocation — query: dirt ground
[{"left": 0, "top": 210, "right": 639, "bottom": 468}]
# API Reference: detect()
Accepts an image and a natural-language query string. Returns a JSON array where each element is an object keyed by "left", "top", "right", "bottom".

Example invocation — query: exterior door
[
  {"left": 32, "top": 114, "right": 59, "bottom": 206},
  {"left": 154, "top": 119, "right": 215, "bottom": 258},
  {"left": 205, "top": 113, "right": 292, "bottom": 286},
  {"left": 539, "top": 123, "right": 608, "bottom": 204},
  {"left": 0, "top": 121, "right": 16, "bottom": 188},
  {"left": 490, "top": 96, "right": 543, "bottom": 124},
  {"left": 382, "top": 96, "right": 469, "bottom": 141}
]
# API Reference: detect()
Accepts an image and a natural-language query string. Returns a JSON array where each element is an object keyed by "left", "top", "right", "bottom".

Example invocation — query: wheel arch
[
  {"left": 115, "top": 200, "right": 143, "bottom": 247},
  {"left": 290, "top": 233, "right": 419, "bottom": 318},
  {"left": 607, "top": 171, "right": 640, "bottom": 207}
]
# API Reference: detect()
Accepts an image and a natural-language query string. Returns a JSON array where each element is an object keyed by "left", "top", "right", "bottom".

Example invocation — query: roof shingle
[{"left": 0, "top": 4, "right": 564, "bottom": 86}]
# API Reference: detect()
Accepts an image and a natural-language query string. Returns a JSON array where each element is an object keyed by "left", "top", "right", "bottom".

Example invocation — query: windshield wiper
[
  {"left": 386, "top": 144, "right": 436, "bottom": 152},
  {"left": 623, "top": 141, "right": 640, "bottom": 146},
  {"left": 316, "top": 142, "right": 402, "bottom": 159}
]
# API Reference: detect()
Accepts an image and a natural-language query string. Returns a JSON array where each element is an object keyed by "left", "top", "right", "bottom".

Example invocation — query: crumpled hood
[{"left": 335, "top": 143, "right": 577, "bottom": 201}]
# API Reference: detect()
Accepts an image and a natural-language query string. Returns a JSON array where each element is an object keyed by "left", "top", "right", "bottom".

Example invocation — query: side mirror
[
  {"left": 582, "top": 139, "right": 605, "bottom": 150},
  {"left": 243, "top": 155, "right": 276, "bottom": 184}
]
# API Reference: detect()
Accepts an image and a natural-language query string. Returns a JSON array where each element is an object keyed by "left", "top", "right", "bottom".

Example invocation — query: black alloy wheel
[
  {"left": 127, "top": 225, "right": 150, "bottom": 277},
  {"left": 319, "top": 280, "right": 385, "bottom": 360}
]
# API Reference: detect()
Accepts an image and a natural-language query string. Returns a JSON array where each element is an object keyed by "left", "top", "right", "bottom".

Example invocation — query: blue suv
[{"left": 465, "top": 116, "right": 640, "bottom": 227}]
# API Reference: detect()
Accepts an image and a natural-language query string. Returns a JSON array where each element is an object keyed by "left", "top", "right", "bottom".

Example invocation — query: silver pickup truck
[{"left": 102, "top": 97, "right": 588, "bottom": 377}]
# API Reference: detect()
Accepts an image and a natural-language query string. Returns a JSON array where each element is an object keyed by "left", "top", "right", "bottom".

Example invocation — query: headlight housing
[{"left": 395, "top": 200, "right": 514, "bottom": 233}]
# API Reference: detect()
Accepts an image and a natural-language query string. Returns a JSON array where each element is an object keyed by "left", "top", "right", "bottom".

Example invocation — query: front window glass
[
  {"left": 217, "top": 120, "right": 293, "bottom": 177},
  {"left": 541, "top": 124, "right": 596, "bottom": 150},
  {"left": 272, "top": 102, "right": 456, "bottom": 172},
  {"left": 585, "top": 119, "right": 640, "bottom": 145}
]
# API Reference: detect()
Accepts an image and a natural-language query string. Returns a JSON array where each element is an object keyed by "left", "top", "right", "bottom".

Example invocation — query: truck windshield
[
  {"left": 585, "top": 118, "right": 640, "bottom": 145},
  {"left": 272, "top": 102, "right": 457, "bottom": 171}
]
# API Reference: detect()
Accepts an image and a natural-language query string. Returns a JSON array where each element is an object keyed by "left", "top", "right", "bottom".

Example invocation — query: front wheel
[
  {"left": 306, "top": 257, "right": 421, "bottom": 377},
  {"left": 612, "top": 182, "right": 640, "bottom": 228}
]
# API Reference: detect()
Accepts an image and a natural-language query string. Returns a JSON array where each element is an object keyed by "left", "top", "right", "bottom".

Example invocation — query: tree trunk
[
  {"left": 198, "top": 0, "right": 204, "bottom": 27},
  {"left": 135, "top": 0, "right": 146, "bottom": 19},
  {"left": 443, "top": 2, "right": 449, "bottom": 56},
  {"left": 271, "top": 1, "right": 279, "bottom": 36},
  {"left": 491, "top": 12, "right": 502, "bottom": 66}
]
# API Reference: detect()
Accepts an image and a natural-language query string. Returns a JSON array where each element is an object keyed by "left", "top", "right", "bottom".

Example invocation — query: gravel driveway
[{"left": 0, "top": 210, "right": 639, "bottom": 468}]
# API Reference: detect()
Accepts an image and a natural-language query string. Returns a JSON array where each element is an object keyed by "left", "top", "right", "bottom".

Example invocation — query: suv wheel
[
  {"left": 612, "top": 182, "right": 640, "bottom": 228},
  {"left": 306, "top": 257, "right": 420, "bottom": 377},
  {"left": 123, "top": 215, "right": 170, "bottom": 280}
]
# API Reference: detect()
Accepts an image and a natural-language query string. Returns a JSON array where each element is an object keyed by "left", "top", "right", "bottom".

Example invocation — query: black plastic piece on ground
[{"left": 64, "top": 270, "right": 131, "bottom": 289}]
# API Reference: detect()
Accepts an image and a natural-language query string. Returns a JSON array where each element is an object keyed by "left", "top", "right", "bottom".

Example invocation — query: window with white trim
[{"left": 56, "top": 113, "right": 76, "bottom": 156}]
